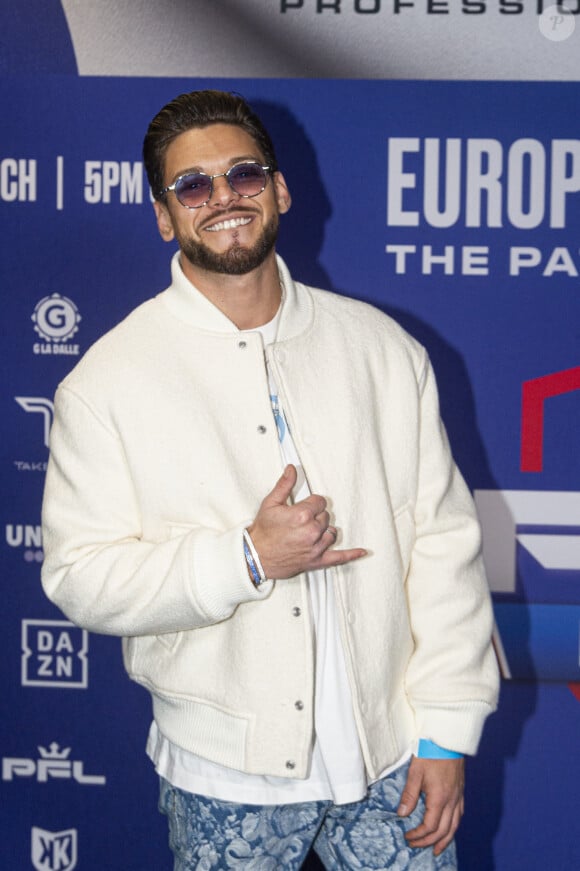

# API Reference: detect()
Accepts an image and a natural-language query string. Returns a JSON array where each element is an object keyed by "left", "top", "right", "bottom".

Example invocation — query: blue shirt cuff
[{"left": 417, "top": 739, "right": 463, "bottom": 759}]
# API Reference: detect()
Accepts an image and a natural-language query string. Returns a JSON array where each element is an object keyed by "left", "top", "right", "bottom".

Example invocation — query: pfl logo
[
  {"left": 21, "top": 620, "right": 88, "bottom": 689},
  {"left": 32, "top": 293, "right": 80, "bottom": 357},
  {"left": 2, "top": 742, "right": 105, "bottom": 786},
  {"left": 31, "top": 827, "right": 77, "bottom": 871}
]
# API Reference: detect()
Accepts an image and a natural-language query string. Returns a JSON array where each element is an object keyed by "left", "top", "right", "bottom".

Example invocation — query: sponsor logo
[
  {"left": 3, "top": 742, "right": 105, "bottom": 786},
  {"left": 15, "top": 396, "right": 54, "bottom": 449},
  {"left": 13, "top": 396, "right": 53, "bottom": 472},
  {"left": 475, "top": 366, "right": 580, "bottom": 683},
  {"left": 31, "top": 827, "right": 77, "bottom": 871},
  {"left": 32, "top": 293, "right": 80, "bottom": 356},
  {"left": 13, "top": 460, "right": 49, "bottom": 472},
  {"left": 21, "top": 620, "right": 89, "bottom": 689},
  {"left": 5, "top": 523, "right": 43, "bottom": 563}
]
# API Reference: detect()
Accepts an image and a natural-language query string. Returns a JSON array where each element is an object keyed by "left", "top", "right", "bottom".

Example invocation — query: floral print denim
[{"left": 158, "top": 760, "right": 457, "bottom": 870}]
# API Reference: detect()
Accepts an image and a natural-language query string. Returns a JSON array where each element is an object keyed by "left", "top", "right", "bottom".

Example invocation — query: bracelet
[
  {"left": 243, "top": 539, "right": 261, "bottom": 585},
  {"left": 417, "top": 739, "right": 463, "bottom": 760},
  {"left": 243, "top": 529, "right": 268, "bottom": 586}
]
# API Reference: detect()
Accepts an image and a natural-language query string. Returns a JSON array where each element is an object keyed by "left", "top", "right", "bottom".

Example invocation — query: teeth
[{"left": 206, "top": 217, "right": 252, "bottom": 232}]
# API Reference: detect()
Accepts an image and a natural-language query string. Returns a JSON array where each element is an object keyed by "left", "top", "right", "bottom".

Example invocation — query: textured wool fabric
[{"left": 42, "top": 253, "right": 498, "bottom": 780}]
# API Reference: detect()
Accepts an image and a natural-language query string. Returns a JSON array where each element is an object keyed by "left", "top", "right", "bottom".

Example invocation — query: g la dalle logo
[{"left": 32, "top": 293, "right": 81, "bottom": 356}]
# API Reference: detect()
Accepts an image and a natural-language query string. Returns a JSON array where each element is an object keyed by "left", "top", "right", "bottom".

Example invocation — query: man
[{"left": 42, "top": 90, "right": 499, "bottom": 869}]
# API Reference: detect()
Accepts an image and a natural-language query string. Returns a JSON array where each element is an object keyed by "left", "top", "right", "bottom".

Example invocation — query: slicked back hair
[{"left": 143, "top": 90, "right": 279, "bottom": 201}]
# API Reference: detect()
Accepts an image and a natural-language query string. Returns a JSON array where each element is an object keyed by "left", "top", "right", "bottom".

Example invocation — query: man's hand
[
  {"left": 247, "top": 465, "right": 367, "bottom": 579},
  {"left": 397, "top": 756, "right": 465, "bottom": 856}
]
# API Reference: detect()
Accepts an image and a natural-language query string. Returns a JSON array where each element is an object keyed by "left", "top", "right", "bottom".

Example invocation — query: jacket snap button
[
  {"left": 257, "top": 425, "right": 267, "bottom": 434},
  {"left": 292, "top": 607, "right": 301, "bottom": 617},
  {"left": 294, "top": 700, "right": 304, "bottom": 711},
  {"left": 238, "top": 340, "right": 247, "bottom": 349},
  {"left": 285, "top": 760, "right": 296, "bottom": 770}
]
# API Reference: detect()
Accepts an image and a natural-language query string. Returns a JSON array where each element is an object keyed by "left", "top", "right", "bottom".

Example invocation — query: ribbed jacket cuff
[
  {"left": 187, "top": 522, "right": 273, "bottom": 622},
  {"left": 412, "top": 700, "right": 496, "bottom": 756}
]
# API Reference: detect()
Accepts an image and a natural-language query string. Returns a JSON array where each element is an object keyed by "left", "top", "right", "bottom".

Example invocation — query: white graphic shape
[
  {"left": 474, "top": 490, "right": 580, "bottom": 593},
  {"left": 539, "top": 4, "right": 576, "bottom": 41},
  {"left": 14, "top": 396, "right": 54, "bottom": 448}
]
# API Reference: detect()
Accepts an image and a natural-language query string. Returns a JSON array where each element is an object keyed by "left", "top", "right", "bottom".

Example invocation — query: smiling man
[
  {"left": 41, "top": 90, "right": 499, "bottom": 870},
  {"left": 152, "top": 121, "right": 291, "bottom": 328}
]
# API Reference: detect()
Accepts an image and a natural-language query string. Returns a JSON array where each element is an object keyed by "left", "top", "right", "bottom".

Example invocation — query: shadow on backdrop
[{"left": 248, "top": 99, "right": 333, "bottom": 292}]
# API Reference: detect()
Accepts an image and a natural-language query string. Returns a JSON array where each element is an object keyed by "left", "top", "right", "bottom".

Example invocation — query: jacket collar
[{"left": 158, "top": 250, "right": 313, "bottom": 342}]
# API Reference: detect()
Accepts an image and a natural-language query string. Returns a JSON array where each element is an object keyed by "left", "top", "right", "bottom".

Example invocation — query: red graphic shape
[{"left": 521, "top": 367, "right": 580, "bottom": 472}]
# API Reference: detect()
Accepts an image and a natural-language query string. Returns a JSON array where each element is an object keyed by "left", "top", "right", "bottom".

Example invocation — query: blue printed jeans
[{"left": 158, "top": 760, "right": 457, "bottom": 870}]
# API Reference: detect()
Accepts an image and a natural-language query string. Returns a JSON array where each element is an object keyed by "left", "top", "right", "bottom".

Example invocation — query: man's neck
[{"left": 179, "top": 251, "right": 282, "bottom": 330}]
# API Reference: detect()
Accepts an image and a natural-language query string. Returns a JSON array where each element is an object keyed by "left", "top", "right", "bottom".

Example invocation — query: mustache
[{"left": 200, "top": 207, "right": 259, "bottom": 231}]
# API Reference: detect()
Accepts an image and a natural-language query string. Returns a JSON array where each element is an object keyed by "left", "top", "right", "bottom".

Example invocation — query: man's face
[{"left": 154, "top": 124, "right": 291, "bottom": 276}]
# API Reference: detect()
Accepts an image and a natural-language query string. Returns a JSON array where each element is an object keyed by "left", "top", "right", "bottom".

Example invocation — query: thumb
[
  {"left": 398, "top": 760, "right": 423, "bottom": 817},
  {"left": 262, "top": 465, "right": 297, "bottom": 508}
]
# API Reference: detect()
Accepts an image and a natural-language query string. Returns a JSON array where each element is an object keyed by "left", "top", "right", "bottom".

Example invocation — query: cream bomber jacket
[{"left": 41, "top": 253, "right": 499, "bottom": 780}]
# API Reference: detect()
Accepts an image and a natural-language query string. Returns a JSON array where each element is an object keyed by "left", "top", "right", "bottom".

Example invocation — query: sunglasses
[{"left": 158, "top": 162, "right": 272, "bottom": 209}]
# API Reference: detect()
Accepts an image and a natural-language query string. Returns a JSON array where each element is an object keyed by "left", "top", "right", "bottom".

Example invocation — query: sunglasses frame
[{"left": 158, "top": 162, "right": 272, "bottom": 209}]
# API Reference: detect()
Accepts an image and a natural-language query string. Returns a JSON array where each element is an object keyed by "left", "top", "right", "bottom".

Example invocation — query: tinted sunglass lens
[
  {"left": 175, "top": 174, "right": 211, "bottom": 208},
  {"left": 229, "top": 164, "right": 267, "bottom": 196}
]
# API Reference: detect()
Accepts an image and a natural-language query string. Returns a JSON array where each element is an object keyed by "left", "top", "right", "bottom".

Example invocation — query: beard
[{"left": 177, "top": 212, "right": 279, "bottom": 276}]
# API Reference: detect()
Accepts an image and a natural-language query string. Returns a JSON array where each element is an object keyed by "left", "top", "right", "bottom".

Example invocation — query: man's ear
[
  {"left": 153, "top": 200, "right": 176, "bottom": 242},
  {"left": 273, "top": 172, "right": 292, "bottom": 215}
]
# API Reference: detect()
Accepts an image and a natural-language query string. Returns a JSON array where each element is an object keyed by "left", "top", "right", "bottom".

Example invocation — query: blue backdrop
[{"left": 2, "top": 66, "right": 580, "bottom": 871}]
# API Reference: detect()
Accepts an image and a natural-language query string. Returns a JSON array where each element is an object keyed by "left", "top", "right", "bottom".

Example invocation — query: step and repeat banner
[{"left": 1, "top": 3, "right": 579, "bottom": 870}]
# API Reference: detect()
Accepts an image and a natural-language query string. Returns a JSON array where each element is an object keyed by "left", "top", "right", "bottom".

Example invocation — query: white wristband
[{"left": 243, "top": 528, "right": 268, "bottom": 585}]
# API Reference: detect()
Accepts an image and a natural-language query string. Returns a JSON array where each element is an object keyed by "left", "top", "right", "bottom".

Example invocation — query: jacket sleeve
[
  {"left": 403, "top": 351, "right": 499, "bottom": 755},
  {"left": 41, "top": 385, "right": 271, "bottom": 638}
]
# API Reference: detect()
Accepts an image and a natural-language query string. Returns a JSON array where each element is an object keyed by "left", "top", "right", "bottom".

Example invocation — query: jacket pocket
[{"left": 154, "top": 521, "right": 202, "bottom": 651}]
